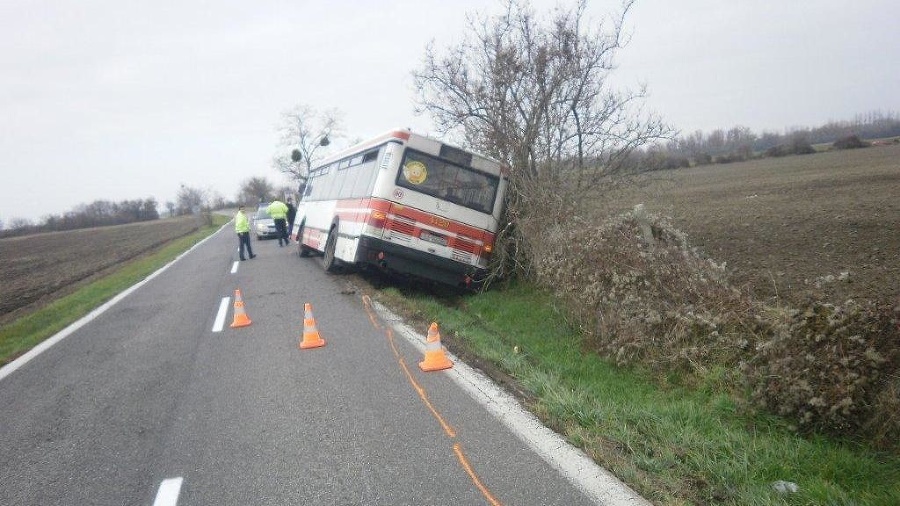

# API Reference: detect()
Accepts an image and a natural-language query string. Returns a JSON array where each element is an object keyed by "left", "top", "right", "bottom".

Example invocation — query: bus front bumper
[{"left": 357, "top": 236, "right": 487, "bottom": 288}]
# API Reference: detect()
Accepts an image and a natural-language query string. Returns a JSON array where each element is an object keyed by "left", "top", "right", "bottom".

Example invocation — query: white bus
[{"left": 292, "top": 129, "right": 507, "bottom": 288}]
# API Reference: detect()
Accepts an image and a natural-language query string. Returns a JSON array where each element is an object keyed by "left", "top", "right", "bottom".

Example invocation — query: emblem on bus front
[
  {"left": 402, "top": 160, "right": 428, "bottom": 184},
  {"left": 393, "top": 188, "right": 404, "bottom": 200}
]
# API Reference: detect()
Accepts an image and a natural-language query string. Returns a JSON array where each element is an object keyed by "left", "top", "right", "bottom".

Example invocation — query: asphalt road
[{"left": 0, "top": 226, "right": 645, "bottom": 505}]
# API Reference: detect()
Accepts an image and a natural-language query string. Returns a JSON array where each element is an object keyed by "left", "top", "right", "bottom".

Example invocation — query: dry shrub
[
  {"left": 529, "top": 205, "right": 763, "bottom": 380},
  {"left": 866, "top": 376, "right": 900, "bottom": 451},
  {"left": 526, "top": 205, "right": 900, "bottom": 449},
  {"left": 745, "top": 300, "right": 900, "bottom": 449},
  {"left": 832, "top": 134, "right": 869, "bottom": 150}
]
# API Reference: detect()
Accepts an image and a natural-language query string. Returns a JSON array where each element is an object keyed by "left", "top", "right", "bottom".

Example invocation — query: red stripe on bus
[
  {"left": 330, "top": 197, "right": 493, "bottom": 240},
  {"left": 327, "top": 196, "right": 495, "bottom": 261},
  {"left": 389, "top": 205, "right": 494, "bottom": 241}
]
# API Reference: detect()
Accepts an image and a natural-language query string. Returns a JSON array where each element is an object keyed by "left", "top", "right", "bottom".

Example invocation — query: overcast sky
[{"left": 2, "top": 0, "right": 898, "bottom": 224}]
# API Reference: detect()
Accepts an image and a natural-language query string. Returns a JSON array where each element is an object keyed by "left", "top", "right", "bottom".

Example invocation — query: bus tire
[
  {"left": 323, "top": 226, "right": 339, "bottom": 273},
  {"left": 297, "top": 222, "right": 312, "bottom": 257}
]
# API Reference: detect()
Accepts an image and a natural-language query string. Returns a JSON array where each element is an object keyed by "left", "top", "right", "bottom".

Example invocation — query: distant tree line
[
  {"left": 632, "top": 110, "right": 900, "bottom": 172},
  {"left": 1, "top": 180, "right": 283, "bottom": 238},
  {"left": 0, "top": 198, "right": 159, "bottom": 238}
]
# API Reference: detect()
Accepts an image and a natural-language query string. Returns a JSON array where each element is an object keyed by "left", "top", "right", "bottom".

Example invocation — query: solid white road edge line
[
  {"left": 152, "top": 477, "right": 184, "bottom": 506},
  {"left": 212, "top": 297, "right": 231, "bottom": 333},
  {"left": 371, "top": 300, "right": 651, "bottom": 506},
  {"left": 0, "top": 224, "right": 230, "bottom": 383},
  {"left": 230, "top": 261, "right": 239, "bottom": 274}
]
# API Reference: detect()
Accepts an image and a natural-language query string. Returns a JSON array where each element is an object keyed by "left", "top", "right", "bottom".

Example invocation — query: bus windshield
[{"left": 396, "top": 149, "right": 500, "bottom": 214}]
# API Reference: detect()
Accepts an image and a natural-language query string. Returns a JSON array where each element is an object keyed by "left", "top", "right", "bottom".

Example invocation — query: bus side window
[
  {"left": 307, "top": 164, "right": 332, "bottom": 200},
  {"left": 351, "top": 154, "right": 379, "bottom": 197},
  {"left": 330, "top": 165, "right": 351, "bottom": 199}
]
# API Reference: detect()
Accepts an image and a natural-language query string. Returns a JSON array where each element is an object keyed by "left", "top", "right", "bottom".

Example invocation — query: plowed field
[
  {"left": 597, "top": 143, "right": 900, "bottom": 306},
  {"left": 0, "top": 216, "right": 204, "bottom": 325}
]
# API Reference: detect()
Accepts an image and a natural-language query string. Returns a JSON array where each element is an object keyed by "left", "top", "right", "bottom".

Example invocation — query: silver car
[{"left": 253, "top": 206, "right": 277, "bottom": 240}]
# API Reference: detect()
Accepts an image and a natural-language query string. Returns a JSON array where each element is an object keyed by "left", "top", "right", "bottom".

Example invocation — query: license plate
[{"left": 420, "top": 230, "right": 448, "bottom": 246}]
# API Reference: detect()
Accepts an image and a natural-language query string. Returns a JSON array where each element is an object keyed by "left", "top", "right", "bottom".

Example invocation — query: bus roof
[{"left": 315, "top": 129, "right": 502, "bottom": 173}]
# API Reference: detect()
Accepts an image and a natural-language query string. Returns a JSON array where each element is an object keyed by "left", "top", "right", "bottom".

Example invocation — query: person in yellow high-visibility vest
[
  {"left": 234, "top": 205, "right": 256, "bottom": 261},
  {"left": 267, "top": 200, "right": 290, "bottom": 247}
]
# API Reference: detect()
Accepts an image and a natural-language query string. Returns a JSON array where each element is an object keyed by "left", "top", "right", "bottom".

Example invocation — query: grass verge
[
  {"left": 373, "top": 281, "right": 900, "bottom": 506},
  {"left": 0, "top": 215, "right": 228, "bottom": 366}
]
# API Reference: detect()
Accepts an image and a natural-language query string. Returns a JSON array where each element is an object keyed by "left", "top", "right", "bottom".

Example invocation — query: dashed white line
[
  {"left": 153, "top": 477, "right": 184, "bottom": 506},
  {"left": 230, "top": 261, "right": 239, "bottom": 274},
  {"left": 212, "top": 297, "right": 231, "bottom": 333}
]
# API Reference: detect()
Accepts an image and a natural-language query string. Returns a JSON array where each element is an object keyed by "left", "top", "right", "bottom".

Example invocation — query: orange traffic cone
[
  {"left": 299, "top": 303, "right": 326, "bottom": 349},
  {"left": 230, "top": 289, "right": 252, "bottom": 328},
  {"left": 419, "top": 322, "right": 453, "bottom": 371}
]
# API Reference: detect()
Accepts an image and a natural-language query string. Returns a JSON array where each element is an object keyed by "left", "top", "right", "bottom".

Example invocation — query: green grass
[
  {"left": 0, "top": 215, "right": 228, "bottom": 366},
  {"left": 375, "top": 281, "right": 900, "bottom": 505}
]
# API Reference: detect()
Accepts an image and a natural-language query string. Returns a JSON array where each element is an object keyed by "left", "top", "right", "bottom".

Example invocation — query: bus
[{"left": 292, "top": 129, "right": 507, "bottom": 288}]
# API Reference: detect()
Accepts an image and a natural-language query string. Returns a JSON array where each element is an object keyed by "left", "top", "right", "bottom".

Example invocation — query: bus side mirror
[
  {"left": 298, "top": 182, "right": 307, "bottom": 196},
  {"left": 291, "top": 149, "right": 303, "bottom": 162}
]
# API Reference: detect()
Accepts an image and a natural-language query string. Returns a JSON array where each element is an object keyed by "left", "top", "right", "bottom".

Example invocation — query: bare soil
[
  {"left": 594, "top": 144, "right": 900, "bottom": 307},
  {"left": 0, "top": 216, "right": 204, "bottom": 325}
]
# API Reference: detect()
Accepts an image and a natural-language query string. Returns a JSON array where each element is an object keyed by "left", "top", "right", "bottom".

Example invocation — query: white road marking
[
  {"left": 212, "top": 297, "right": 231, "bottom": 333},
  {"left": 230, "top": 261, "right": 239, "bottom": 274},
  {"left": 371, "top": 301, "right": 652, "bottom": 506},
  {"left": 153, "top": 477, "right": 184, "bottom": 506}
]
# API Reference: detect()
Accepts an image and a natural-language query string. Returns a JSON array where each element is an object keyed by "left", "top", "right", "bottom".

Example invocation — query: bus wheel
[
  {"left": 297, "top": 223, "right": 311, "bottom": 257},
  {"left": 323, "top": 226, "right": 339, "bottom": 272}
]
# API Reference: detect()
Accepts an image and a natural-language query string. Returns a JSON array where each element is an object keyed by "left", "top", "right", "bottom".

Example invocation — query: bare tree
[
  {"left": 414, "top": 0, "right": 670, "bottom": 204},
  {"left": 413, "top": 0, "right": 671, "bottom": 277},
  {"left": 7, "top": 216, "right": 34, "bottom": 230},
  {"left": 273, "top": 104, "right": 343, "bottom": 185},
  {"left": 237, "top": 177, "right": 276, "bottom": 205},
  {"left": 176, "top": 184, "right": 206, "bottom": 215},
  {"left": 204, "top": 189, "right": 226, "bottom": 211}
]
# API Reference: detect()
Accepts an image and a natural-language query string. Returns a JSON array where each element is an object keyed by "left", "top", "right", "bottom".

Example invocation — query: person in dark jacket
[{"left": 286, "top": 199, "right": 297, "bottom": 243}]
